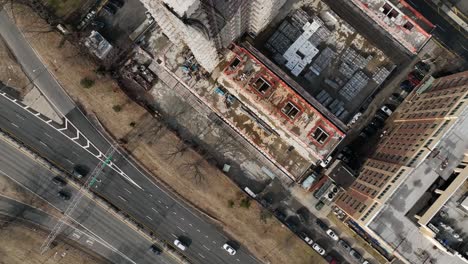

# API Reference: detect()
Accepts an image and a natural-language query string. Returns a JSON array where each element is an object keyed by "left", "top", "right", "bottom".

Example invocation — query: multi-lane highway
[
  {"left": 0, "top": 134, "right": 178, "bottom": 264},
  {"left": 0, "top": 8, "right": 259, "bottom": 264},
  {"left": 0, "top": 70, "right": 258, "bottom": 264}
]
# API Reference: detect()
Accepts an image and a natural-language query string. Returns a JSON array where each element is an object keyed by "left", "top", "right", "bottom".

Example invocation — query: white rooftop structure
[{"left": 283, "top": 20, "right": 321, "bottom": 76}]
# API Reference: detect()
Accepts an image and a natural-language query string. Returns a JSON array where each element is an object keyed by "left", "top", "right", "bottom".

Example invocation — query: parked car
[
  {"left": 52, "top": 176, "right": 67, "bottom": 187},
  {"left": 312, "top": 243, "right": 326, "bottom": 255},
  {"left": 315, "top": 200, "right": 325, "bottom": 211},
  {"left": 109, "top": 0, "right": 124, "bottom": 8},
  {"left": 57, "top": 190, "right": 71, "bottom": 200},
  {"left": 326, "top": 229, "right": 339, "bottom": 241},
  {"left": 72, "top": 165, "right": 88, "bottom": 179},
  {"left": 362, "top": 260, "right": 371, "bottom": 264},
  {"left": 150, "top": 245, "right": 162, "bottom": 255},
  {"left": 380, "top": 105, "right": 393, "bottom": 117},
  {"left": 315, "top": 219, "right": 328, "bottom": 231},
  {"left": 103, "top": 4, "right": 117, "bottom": 15},
  {"left": 299, "top": 233, "right": 313, "bottom": 245},
  {"left": 222, "top": 243, "right": 236, "bottom": 255},
  {"left": 174, "top": 239, "right": 187, "bottom": 251},
  {"left": 414, "top": 61, "right": 430, "bottom": 75},
  {"left": 350, "top": 249, "right": 363, "bottom": 261},
  {"left": 338, "top": 239, "right": 351, "bottom": 252}
]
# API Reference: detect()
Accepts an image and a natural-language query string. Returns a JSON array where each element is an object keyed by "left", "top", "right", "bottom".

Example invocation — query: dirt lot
[
  {"left": 4, "top": 4, "right": 327, "bottom": 264},
  {"left": 0, "top": 223, "right": 108, "bottom": 264},
  {"left": 0, "top": 38, "right": 31, "bottom": 97}
]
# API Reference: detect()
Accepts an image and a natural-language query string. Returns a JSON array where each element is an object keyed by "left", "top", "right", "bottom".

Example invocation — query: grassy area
[
  {"left": 5, "top": 4, "right": 328, "bottom": 264},
  {"left": 327, "top": 213, "right": 388, "bottom": 264},
  {"left": 41, "top": 0, "right": 89, "bottom": 18},
  {"left": 0, "top": 223, "right": 107, "bottom": 264}
]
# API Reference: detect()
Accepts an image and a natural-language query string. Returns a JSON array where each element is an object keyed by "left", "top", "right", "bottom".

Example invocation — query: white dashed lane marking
[
  {"left": 10, "top": 122, "right": 19, "bottom": 128},
  {"left": 118, "top": 196, "right": 127, "bottom": 202}
]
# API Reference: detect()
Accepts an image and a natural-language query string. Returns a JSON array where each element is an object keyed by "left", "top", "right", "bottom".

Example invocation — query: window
[
  {"left": 229, "top": 57, "right": 241, "bottom": 69},
  {"left": 281, "top": 102, "right": 300, "bottom": 119},
  {"left": 253, "top": 77, "right": 271, "bottom": 94},
  {"left": 403, "top": 21, "right": 414, "bottom": 30},
  {"left": 311, "top": 127, "right": 329, "bottom": 144}
]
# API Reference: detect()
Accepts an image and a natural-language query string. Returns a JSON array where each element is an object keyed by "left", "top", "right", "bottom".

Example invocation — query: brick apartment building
[{"left": 336, "top": 70, "right": 468, "bottom": 226}]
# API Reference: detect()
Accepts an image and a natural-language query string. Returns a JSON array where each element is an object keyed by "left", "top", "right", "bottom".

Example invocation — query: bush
[
  {"left": 227, "top": 199, "right": 235, "bottom": 208},
  {"left": 129, "top": 121, "right": 136, "bottom": 127},
  {"left": 112, "top": 105, "right": 122, "bottom": 112},
  {"left": 239, "top": 198, "right": 251, "bottom": 209},
  {"left": 80, "top": 77, "right": 95, "bottom": 88},
  {"left": 260, "top": 209, "right": 273, "bottom": 223}
]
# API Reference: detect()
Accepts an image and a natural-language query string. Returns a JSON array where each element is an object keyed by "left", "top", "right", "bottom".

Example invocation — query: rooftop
[
  {"left": 218, "top": 45, "right": 345, "bottom": 171},
  {"left": 367, "top": 106, "right": 468, "bottom": 264},
  {"left": 350, "top": 0, "right": 433, "bottom": 53}
]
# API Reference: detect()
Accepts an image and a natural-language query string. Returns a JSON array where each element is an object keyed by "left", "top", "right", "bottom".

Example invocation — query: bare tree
[
  {"left": 163, "top": 138, "right": 192, "bottom": 163},
  {"left": 180, "top": 157, "right": 205, "bottom": 184}
]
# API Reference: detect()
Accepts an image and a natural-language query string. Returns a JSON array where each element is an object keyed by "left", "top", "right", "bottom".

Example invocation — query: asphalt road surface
[
  {"left": 0, "top": 195, "right": 153, "bottom": 264},
  {"left": 0, "top": 9, "right": 259, "bottom": 264},
  {"left": 0, "top": 91, "right": 259, "bottom": 264},
  {"left": 0, "top": 138, "right": 177, "bottom": 264},
  {"left": 0, "top": 9, "right": 75, "bottom": 115},
  {"left": 404, "top": 0, "right": 468, "bottom": 60}
]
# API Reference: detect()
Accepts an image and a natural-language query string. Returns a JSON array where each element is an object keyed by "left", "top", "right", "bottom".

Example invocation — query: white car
[
  {"left": 326, "top": 229, "right": 339, "bottom": 241},
  {"left": 312, "top": 243, "right": 325, "bottom": 255},
  {"left": 174, "top": 239, "right": 187, "bottom": 251},
  {"left": 223, "top": 243, "right": 236, "bottom": 255}
]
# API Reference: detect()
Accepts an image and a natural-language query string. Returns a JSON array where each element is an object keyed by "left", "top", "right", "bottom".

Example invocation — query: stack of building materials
[
  {"left": 310, "top": 47, "right": 336, "bottom": 75},
  {"left": 338, "top": 47, "right": 373, "bottom": 78},
  {"left": 372, "top": 67, "right": 391, "bottom": 84},
  {"left": 283, "top": 20, "right": 321, "bottom": 76},
  {"left": 339, "top": 71, "right": 369, "bottom": 101}
]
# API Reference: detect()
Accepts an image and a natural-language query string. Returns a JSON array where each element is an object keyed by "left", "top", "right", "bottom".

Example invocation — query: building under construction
[{"left": 141, "top": 0, "right": 287, "bottom": 72}]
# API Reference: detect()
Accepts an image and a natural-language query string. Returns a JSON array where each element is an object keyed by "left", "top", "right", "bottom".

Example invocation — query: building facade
[
  {"left": 141, "top": 0, "right": 286, "bottom": 72},
  {"left": 336, "top": 70, "right": 468, "bottom": 226}
]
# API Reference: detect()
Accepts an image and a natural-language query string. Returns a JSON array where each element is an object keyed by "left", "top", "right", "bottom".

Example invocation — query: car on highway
[
  {"left": 299, "top": 233, "right": 313, "bottom": 245},
  {"left": 52, "top": 176, "right": 67, "bottom": 187},
  {"left": 326, "top": 228, "right": 339, "bottom": 241},
  {"left": 350, "top": 249, "right": 363, "bottom": 261},
  {"left": 150, "top": 244, "right": 162, "bottom": 255},
  {"left": 315, "top": 218, "right": 328, "bottom": 231},
  {"left": 57, "top": 190, "right": 71, "bottom": 200},
  {"left": 174, "top": 239, "right": 187, "bottom": 251},
  {"left": 222, "top": 243, "right": 236, "bottom": 255},
  {"left": 338, "top": 239, "right": 351, "bottom": 252},
  {"left": 312, "top": 243, "right": 325, "bottom": 255}
]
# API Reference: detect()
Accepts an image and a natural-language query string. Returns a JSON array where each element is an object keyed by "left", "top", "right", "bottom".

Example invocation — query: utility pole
[{"left": 40, "top": 146, "right": 116, "bottom": 254}]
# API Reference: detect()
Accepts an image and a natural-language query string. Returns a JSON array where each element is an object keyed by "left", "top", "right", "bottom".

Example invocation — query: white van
[{"left": 174, "top": 239, "right": 187, "bottom": 251}]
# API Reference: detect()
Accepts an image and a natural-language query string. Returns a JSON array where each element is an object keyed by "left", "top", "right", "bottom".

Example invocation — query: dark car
[
  {"left": 110, "top": 0, "right": 124, "bottom": 8},
  {"left": 338, "top": 239, "right": 351, "bottom": 252},
  {"left": 72, "top": 165, "right": 89, "bottom": 179},
  {"left": 414, "top": 61, "right": 430, "bottom": 75},
  {"left": 57, "top": 190, "right": 71, "bottom": 200},
  {"left": 315, "top": 218, "right": 328, "bottom": 231},
  {"left": 103, "top": 4, "right": 117, "bottom": 15},
  {"left": 52, "top": 176, "right": 67, "bottom": 187},
  {"left": 150, "top": 245, "right": 162, "bottom": 255},
  {"left": 350, "top": 249, "right": 363, "bottom": 261}
]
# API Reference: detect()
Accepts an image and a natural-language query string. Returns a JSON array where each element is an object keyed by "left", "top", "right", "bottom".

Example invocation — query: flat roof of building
[
  {"left": 219, "top": 45, "right": 345, "bottom": 164},
  {"left": 350, "top": 0, "right": 433, "bottom": 53},
  {"left": 367, "top": 106, "right": 468, "bottom": 264}
]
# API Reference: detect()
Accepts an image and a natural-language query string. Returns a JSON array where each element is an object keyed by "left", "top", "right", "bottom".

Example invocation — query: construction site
[{"left": 258, "top": 2, "right": 397, "bottom": 125}]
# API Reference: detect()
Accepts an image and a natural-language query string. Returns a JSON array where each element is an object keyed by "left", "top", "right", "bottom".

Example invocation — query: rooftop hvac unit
[{"left": 324, "top": 184, "right": 339, "bottom": 202}]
